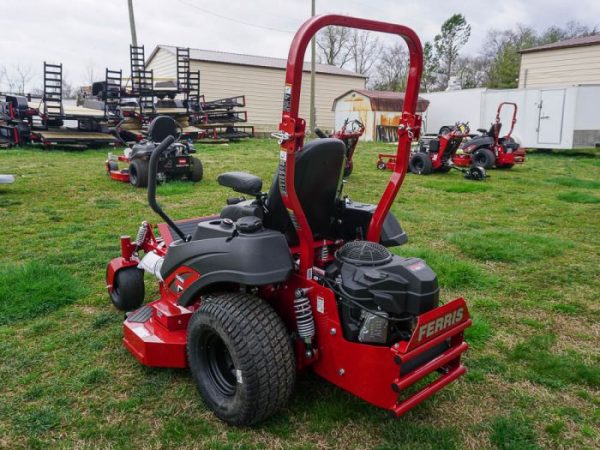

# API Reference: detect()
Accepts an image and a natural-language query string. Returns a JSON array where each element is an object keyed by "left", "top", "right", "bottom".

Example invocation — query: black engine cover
[{"left": 333, "top": 242, "right": 439, "bottom": 316}]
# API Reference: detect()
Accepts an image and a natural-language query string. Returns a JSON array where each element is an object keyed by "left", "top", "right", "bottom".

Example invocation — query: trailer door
[{"left": 537, "top": 89, "right": 565, "bottom": 145}]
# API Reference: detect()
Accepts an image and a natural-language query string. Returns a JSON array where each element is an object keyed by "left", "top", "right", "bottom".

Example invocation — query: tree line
[{"left": 316, "top": 16, "right": 598, "bottom": 92}]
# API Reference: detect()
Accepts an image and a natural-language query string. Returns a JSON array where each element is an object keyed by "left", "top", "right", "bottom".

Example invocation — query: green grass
[
  {"left": 0, "top": 142, "right": 599, "bottom": 448},
  {"left": 0, "top": 261, "right": 87, "bottom": 325},
  {"left": 557, "top": 191, "right": 600, "bottom": 204}
]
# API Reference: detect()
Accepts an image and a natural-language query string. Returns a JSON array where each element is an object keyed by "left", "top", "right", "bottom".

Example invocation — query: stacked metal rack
[
  {"left": 26, "top": 62, "right": 119, "bottom": 148},
  {"left": 194, "top": 94, "right": 254, "bottom": 141}
]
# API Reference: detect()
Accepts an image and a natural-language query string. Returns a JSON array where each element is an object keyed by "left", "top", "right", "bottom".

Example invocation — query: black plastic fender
[{"left": 160, "top": 229, "right": 293, "bottom": 306}]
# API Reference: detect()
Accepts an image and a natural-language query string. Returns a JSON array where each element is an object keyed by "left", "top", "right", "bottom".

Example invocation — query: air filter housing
[{"left": 336, "top": 241, "right": 392, "bottom": 266}]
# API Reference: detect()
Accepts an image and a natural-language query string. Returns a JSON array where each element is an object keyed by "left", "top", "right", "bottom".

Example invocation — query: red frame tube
[
  {"left": 278, "top": 14, "right": 423, "bottom": 275},
  {"left": 495, "top": 102, "right": 518, "bottom": 147}
]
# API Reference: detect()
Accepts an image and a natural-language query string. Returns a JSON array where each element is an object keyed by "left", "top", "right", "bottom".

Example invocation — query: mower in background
[
  {"left": 455, "top": 102, "right": 526, "bottom": 169},
  {"left": 378, "top": 122, "right": 485, "bottom": 180},
  {"left": 106, "top": 116, "right": 203, "bottom": 188},
  {"left": 315, "top": 118, "right": 365, "bottom": 177},
  {"left": 105, "top": 14, "right": 471, "bottom": 426}
]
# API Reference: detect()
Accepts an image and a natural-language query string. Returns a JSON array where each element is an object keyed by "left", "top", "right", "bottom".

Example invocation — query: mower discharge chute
[
  {"left": 106, "top": 115, "right": 203, "bottom": 188},
  {"left": 106, "top": 15, "right": 471, "bottom": 425},
  {"left": 455, "top": 102, "right": 526, "bottom": 169}
]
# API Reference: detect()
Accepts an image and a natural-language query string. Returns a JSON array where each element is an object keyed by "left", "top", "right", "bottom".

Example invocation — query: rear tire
[
  {"left": 472, "top": 148, "right": 496, "bottom": 169},
  {"left": 409, "top": 152, "right": 433, "bottom": 175},
  {"left": 189, "top": 157, "right": 204, "bottom": 182},
  {"left": 187, "top": 292, "right": 295, "bottom": 426},
  {"left": 110, "top": 267, "right": 145, "bottom": 312},
  {"left": 129, "top": 159, "right": 149, "bottom": 188}
]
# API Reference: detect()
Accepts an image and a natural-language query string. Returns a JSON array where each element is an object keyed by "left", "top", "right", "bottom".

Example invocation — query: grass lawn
[{"left": 0, "top": 140, "right": 598, "bottom": 449}]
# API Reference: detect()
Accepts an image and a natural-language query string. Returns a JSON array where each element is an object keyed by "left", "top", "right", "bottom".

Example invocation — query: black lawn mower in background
[{"left": 106, "top": 116, "right": 203, "bottom": 188}]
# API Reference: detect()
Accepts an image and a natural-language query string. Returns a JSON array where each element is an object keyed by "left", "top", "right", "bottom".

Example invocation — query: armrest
[{"left": 217, "top": 171, "right": 263, "bottom": 196}]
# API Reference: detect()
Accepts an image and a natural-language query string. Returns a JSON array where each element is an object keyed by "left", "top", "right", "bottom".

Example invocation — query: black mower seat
[
  {"left": 264, "top": 138, "right": 346, "bottom": 244},
  {"left": 489, "top": 122, "right": 502, "bottom": 138},
  {"left": 148, "top": 116, "right": 179, "bottom": 142},
  {"left": 217, "top": 172, "right": 263, "bottom": 196}
]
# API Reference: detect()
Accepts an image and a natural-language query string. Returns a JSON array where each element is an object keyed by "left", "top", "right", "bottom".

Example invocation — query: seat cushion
[{"left": 217, "top": 171, "right": 263, "bottom": 195}]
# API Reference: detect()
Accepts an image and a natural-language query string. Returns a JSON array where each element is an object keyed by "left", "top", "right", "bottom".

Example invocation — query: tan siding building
[
  {"left": 146, "top": 46, "right": 366, "bottom": 133},
  {"left": 519, "top": 35, "right": 600, "bottom": 88}
]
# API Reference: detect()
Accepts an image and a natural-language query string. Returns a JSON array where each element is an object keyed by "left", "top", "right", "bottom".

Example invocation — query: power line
[{"left": 175, "top": 0, "right": 295, "bottom": 34}]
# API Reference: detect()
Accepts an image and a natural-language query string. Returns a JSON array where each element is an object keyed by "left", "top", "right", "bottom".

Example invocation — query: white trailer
[{"left": 421, "top": 86, "right": 600, "bottom": 149}]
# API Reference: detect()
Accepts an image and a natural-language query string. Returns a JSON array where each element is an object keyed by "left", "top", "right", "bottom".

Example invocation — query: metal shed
[
  {"left": 332, "top": 89, "right": 430, "bottom": 141},
  {"left": 146, "top": 46, "right": 366, "bottom": 134}
]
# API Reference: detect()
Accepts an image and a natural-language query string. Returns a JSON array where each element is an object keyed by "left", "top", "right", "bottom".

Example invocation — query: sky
[{"left": 1, "top": 0, "right": 599, "bottom": 91}]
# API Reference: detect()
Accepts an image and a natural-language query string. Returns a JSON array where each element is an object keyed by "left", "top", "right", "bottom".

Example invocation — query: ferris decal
[{"left": 417, "top": 307, "right": 464, "bottom": 342}]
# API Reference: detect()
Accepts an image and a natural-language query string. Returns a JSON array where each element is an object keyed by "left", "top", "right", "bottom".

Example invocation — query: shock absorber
[
  {"left": 135, "top": 221, "right": 148, "bottom": 247},
  {"left": 294, "top": 288, "right": 315, "bottom": 358}
]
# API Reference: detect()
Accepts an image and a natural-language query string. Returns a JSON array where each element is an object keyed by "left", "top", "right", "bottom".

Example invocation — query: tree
[
  {"left": 14, "top": 64, "right": 33, "bottom": 94},
  {"left": 455, "top": 56, "right": 488, "bottom": 89},
  {"left": 421, "top": 42, "right": 439, "bottom": 92},
  {"left": 348, "top": 30, "right": 380, "bottom": 77},
  {"left": 85, "top": 62, "right": 96, "bottom": 85},
  {"left": 316, "top": 26, "right": 352, "bottom": 67},
  {"left": 434, "top": 14, "right": 471, "bottom": 90},
  {"left": 371, "top": 43, "right": 409, "bottom": 91}
]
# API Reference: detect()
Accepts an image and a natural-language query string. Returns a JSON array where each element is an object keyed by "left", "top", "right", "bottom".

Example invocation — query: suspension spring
[
  {"left": 294, "top": 295, "right": 315, "bottom": 341},
  {"left": 135, "top": 221, "right": 148, "bottom": 247},
  {"left": 320, "top": 240, "right": 329, "bottom": 261}
]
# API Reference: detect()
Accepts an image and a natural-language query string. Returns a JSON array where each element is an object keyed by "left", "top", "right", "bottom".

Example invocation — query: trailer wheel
[
  {"left": 107, "top": 161, "right": 119, "bottom": 172},
  {"left": 377, "top": 160, "right": 387, "bottom": 170},
  {"left": 129, "top": 160, "right": 149, "bottom": 188},
  {"left": 110, "top": 267, "right": 145, "bottom": 312},
  {"left": 472, "top": 148, "right": 496, "bottom": 169},
  {"left": 343, "top": 160, "right": 354, "bottom": 178},
  {"left": 409, "top": 152, "right": 433, "bottom": 175},
  {"left": 187, "top": 292, "right": 295, "bottom": 426},
  {"left": 189, "top": 157, "right": 204, "bottom": 182}
]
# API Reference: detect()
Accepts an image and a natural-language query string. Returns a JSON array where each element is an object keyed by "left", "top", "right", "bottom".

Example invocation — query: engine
[{"left": 325, "top": 241, "right": 439, "bottom": 345}]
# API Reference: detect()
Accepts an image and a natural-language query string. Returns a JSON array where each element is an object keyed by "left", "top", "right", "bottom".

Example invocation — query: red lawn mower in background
[
  {"left": 454, "top": 102, "right": 526, "bottom": 169},
  {"left": 315, "top": 118, "right": 365, "bottom": 177},
  {"left": 106, "top": 116, "right": 203, "bottom": 188},
  {"left": 105, "top": 15, "right": 471, "bottom": 426},
  {"left": 378, "top": 122, "right": 485, "bottom": 180}
]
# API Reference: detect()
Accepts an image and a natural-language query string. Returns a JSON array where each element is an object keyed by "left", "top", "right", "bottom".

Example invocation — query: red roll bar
[
  {"left": 276, "top": 14, "right": 423, "bottom": 276},
  {"left": 495, "top": 102, "right": 518, "bottom": 147}
]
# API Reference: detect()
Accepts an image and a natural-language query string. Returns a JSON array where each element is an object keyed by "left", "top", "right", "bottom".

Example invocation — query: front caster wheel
[
  {"left": 109, "top": 267, "right": 145, "bottom": 311},
  {"left": 187, "top": 292, "right": 295, "bottom": 426}
]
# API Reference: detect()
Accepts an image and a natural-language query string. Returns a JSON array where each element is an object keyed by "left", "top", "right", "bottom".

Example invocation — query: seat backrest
[
  {"left": 264, "top": 138, "right": 346, "bottom": 243},
  {"left": 148, "top": 116, "right": 179, "bottom": 142},
  {"left": 489, "top": 122, "right": 502, "bottom": 138}
]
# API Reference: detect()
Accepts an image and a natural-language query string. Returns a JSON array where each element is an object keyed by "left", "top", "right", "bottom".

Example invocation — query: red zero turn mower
[
  {"left": 106, "top": 116, "right": 203, "bottom": 188},
  {"left": 315, "top": 118, "right": 365, "bottom": 177},
  {"left": 409, "top": 123, "right": 486, "bottom": 180},
  {"left": 106, "top": 15, "right": 471, "bottom": 426},
  {"left": 454, "top": 102, "right": 526, "bottom": 169}
]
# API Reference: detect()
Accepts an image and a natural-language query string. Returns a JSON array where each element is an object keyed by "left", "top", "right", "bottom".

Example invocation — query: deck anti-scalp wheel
[
  {"left": 109, "top": 267, "right": 145, "bottom": 311},
  {"left": 187, "top": 292, "right": 295, "bottom": 425}
]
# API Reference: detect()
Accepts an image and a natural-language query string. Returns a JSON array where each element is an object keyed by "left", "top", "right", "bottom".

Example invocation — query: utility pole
[
  {"left": 127, "top": 0, "right": 138, "bottom": 46},
  {"left": 309, "top": 0, "right": 316, "bottom": 136}
]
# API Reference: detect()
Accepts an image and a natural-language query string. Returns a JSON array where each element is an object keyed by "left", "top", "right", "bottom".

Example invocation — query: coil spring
[
  {"left": 320, "top": 240, "right": 329, "bottom": 261},
  {"left": 135, "top": 222, "right": 148, "bottom": 246},
  {"left": 294, "top": 296, "right": 315, "bottom": 339}
]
